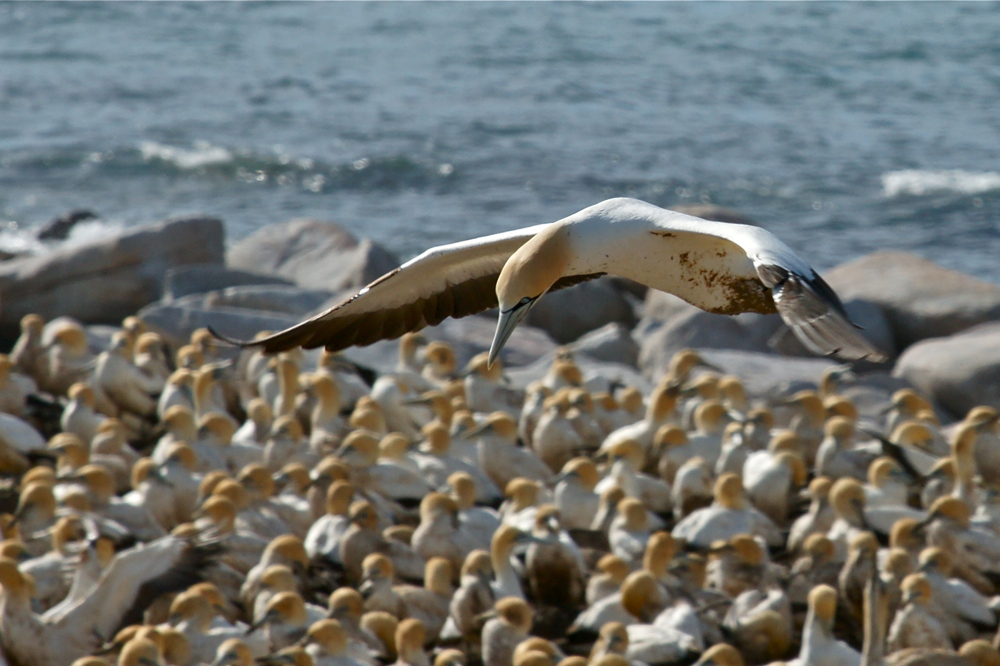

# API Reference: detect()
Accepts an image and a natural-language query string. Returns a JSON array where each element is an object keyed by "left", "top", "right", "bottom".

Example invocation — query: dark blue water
[{"left": 2, "top": 2, "right": 1000, "bottom": 277}]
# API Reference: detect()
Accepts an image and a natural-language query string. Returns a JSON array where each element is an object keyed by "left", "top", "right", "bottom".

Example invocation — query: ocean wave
[
  {"left": 139, "top": 141, "right": 234, "bottom": 170},
  {"left": 881, "top": 169, "right": 1000, "bottom": 197},
  {"left": 135, "top": 141, "right": 454, "bottom": 192},
  {"left": 0, "top": 218, "right": 126, "bottom": 258}
]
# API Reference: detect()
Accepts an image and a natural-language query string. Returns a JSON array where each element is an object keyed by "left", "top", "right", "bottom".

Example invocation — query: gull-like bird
[{"left": 213, "top": 198, "right": 885, "bottom": 363}]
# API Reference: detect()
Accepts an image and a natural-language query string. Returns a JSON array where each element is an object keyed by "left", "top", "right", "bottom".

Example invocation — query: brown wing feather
[{"left": 248, "top": 268, "right": 606, "bottom": 355}]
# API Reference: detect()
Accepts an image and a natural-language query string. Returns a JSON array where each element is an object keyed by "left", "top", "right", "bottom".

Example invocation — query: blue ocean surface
[{"left": 1, "top": 2, "right": 999, "bottom": 277}]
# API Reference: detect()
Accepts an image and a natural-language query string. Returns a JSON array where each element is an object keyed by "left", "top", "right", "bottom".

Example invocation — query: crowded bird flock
[{"left": 2, "top": 313, "right": 1000, "bottom": 666}]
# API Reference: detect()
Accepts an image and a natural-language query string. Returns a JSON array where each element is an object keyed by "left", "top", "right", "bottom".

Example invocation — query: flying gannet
[{"left": 213, "top": 198, "right": 885, "bottom": 363}]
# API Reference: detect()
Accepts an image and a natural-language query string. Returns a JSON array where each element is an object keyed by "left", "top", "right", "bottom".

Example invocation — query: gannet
[
  {"left": 40, "top": 319, "right": 94, "bottom": 398},
  {"left": 524, "top": 505, "right": 585, "bottom": 607},
  {"left": 391, "top": 618, "right": 430, "bottom": 666},
  {"left": 916, "top": 547, "right": 996, "bottom": 645},
  {"left": 471, "top": 413, "right": 551, "bottom": 490},
  {"left": 670, "top": 456, "right": 713, "bottom": 522},
  {"left": 305, "top": 480, "right": 355, "bottom": 563},
  {"left": 788, "top": 477, "right": 835, "bottom": 553},
  {"left": 303, "top": 618, "right": 370, "bottom": 666},
  {"left": 94, "top": 332, "right": 163, "bottom": 416},
  {"left": 742, "top": 449, "right": 807, "bottom": 524},
  {"left": 441, "top": 549, "right": 494, "bottom": 643},
  {"left": 0, "top": 534, "right": 214, "bottom": 665},
  {"left": 671, "top": 474, "right": 783, "bottom": 549},
  {"left": 788, "top": 534, "right": 840, "bottom": 606},
  {"left": 340, "top": 500, "right": 424, "bottom": 585},
  {"left": 326, "top": 588, "right": 384, "bottom": 665},
  {"left": 587, "top": 554, "right": 630, "bottom": 606},
  {"left": 411, "top": 492, "right": 479, "bottom": 571},
  {"left": 599, "top": 381, "right": 681, "bottom": 456},
  {"left": 553, "top": 458, "right": 601, "bottom": 530},
  {"left": 609, "top": 498, "right": 652, "bottom": 569},
  {"left": 531, "top": 393, "right": 584, "bottom": 473},
  {"left": 0, "top": 354, "right": 35, "bottom": 418},
  {"left": 11, "top": 313, "right": 46, "bottom": 384},
  {"left": 887, "top": 573, "right": 952, "bottom": 652},
  {"left": 482, "top": 598, "right": 533, "bottom": 666},
  {"left": 213, "top": 199, "right": 881, "bottom": 367},
  {"left": 691, "top": 644, "right": 744, "bottom": 666},
  {"left": 598, "top": 439, "right": 672, "bottom": 516},
  {"left": 795, "top": 585, "right": 861, "bottom": 666},
  {"left": 519, "top": 382, "right": 552, "bottom": 449}
]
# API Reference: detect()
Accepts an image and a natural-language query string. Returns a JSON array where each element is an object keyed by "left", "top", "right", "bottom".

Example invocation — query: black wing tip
[{"left": 206, "top": 325, "right": 260, "bottom": 350}]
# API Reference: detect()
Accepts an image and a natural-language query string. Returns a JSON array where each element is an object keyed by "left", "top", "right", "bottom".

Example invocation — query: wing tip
[{"left": 206, "top": 325, "right": 257, "bottom": 349}]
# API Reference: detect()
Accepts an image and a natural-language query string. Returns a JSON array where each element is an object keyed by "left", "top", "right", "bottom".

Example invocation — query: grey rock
[
  {"left": 137, "top": 303, "right": 301, "bottom": 350},
  {"left": 526, "top": 277, "right": 638, "bottom": 344},
  {"left": 696, "top": 349, "right": 838, "bottom": 401},
  {"left": 227, "top": 218, "right": 399, "bottom": 292},
  {"left": 173, "top": 285, "right": 339, "bottom": 318},
  {"left": 569, "top": 323, "right": 640, "bottom": 367},
  {"left": 164, "top": 264, "right": 293, "bottom": 301},
  {"left": 768, "top": 299, "right": 897, "bottom": 361},
  {"left": 892, "top": 322, "right": 1000, "bottom": 419},
  {"left": 0, "top": 215, "right": 224, "bottom": 340},
  {"left": 824, "top": 251, "right": 1000, "bottom": 350},
  {"left": 638, "top": 307, "right": 771, "bottom": 380}
]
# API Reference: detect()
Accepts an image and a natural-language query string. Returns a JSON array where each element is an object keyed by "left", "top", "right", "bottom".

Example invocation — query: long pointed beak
[{"left": 488, "top": 304, "right": 532, "bottom": 368}]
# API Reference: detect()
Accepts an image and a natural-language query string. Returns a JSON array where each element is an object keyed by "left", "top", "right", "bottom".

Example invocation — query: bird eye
[{"left": 519, "top": 296, "right": 532, "bottom": 306}]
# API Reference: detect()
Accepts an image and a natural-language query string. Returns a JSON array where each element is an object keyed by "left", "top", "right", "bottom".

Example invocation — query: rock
[
  {"left": 342, "top": 313, "right": 557, "bottom": 377},
  {"left": 226, "top": 218, "right": 399, "bottom": 292},
  {"left": 172, "top": 285, "right": 339, "bottom": 318},
  {"left": 0, "top": 215, "right": 224, "bottom": 341},
  {"left": 768, "top": 299, "right": 897, "bottom": 361},
  {"left": 526, "top": 277, "right": 638, "bottom": 344},
  {"left": 638, "top": 308, "right": 771, "bottom": 380},
  {"left": 35, "top": 210, "right": 99, "bottom": 241},
  {"left": 696, "top": 349, "right": 838, "bottom": 401},
  {"left": 824, "top": 251, "right": 1000, "bottom": 350},
  {"left": 163, "top": 264, "right": 294, "bottom": 301},
  {"left": 569, "top": 323, "right": 639, "bottom": 367},
  {"left": 892, "top": 322, "right": 1000, "bottom": 419},
  {"left": 137, "top": 303, "right": 301, "bottom": 350}
]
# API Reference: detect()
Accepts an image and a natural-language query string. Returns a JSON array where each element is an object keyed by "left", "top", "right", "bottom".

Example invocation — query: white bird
[{"left": 213, "top": 198, "right": 884, "bottom": 366}]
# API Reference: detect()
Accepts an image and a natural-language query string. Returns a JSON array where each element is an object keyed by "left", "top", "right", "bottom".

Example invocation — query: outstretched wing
[
  {"left": 214, "top": 223, "right": 600, "bottom": 354},
  {"left": 755, "top": 262, "right": 887, "bottom": 362}
]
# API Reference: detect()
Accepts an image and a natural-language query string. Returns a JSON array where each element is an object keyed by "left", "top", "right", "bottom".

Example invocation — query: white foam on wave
[
  {"left": 139, "top": 140, "right": 233, "bottom": 170},
  {"left": 62, "top": 219, "right": 126, "bottom": 247},
  {"left": 882, "top": 169, "right": 1000, "bottom": 197}
]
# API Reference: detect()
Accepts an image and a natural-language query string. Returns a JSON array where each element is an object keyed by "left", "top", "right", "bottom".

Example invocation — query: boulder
[
  {"left": 569, "top": 323, "right": 640, "bottom": 367},
  {"left": 137, "top": 303, "right": 301, "bottom": 350},
  {"left": 768, "top": 299, "right": 897, "bottom": 361},
  {"left": 696, "top": 349, "right": 838, "bottom": 401},
  {"left": 638, "top": 308, "right": 771, "bottom": 380},
  {"left": 173, "top": 285, "right": 339, "bottom": 318},
  {"left": 0, "top": 215, "right": 224, "bottom": 341},
  {"left": 163, "top": 264, "right": 293, "bottom": 301},
  {"left": 526, "top": 277, "right": 638, "bottom": 344},
  {"left": 226, "top": 218, "right": 399, "bottom": 292},
  {"left": 892, "top": 322, "right": 1000, "bottom": 419},
  {"left": 823, "top": 251, "right": 1000, "bottom": 350}
]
